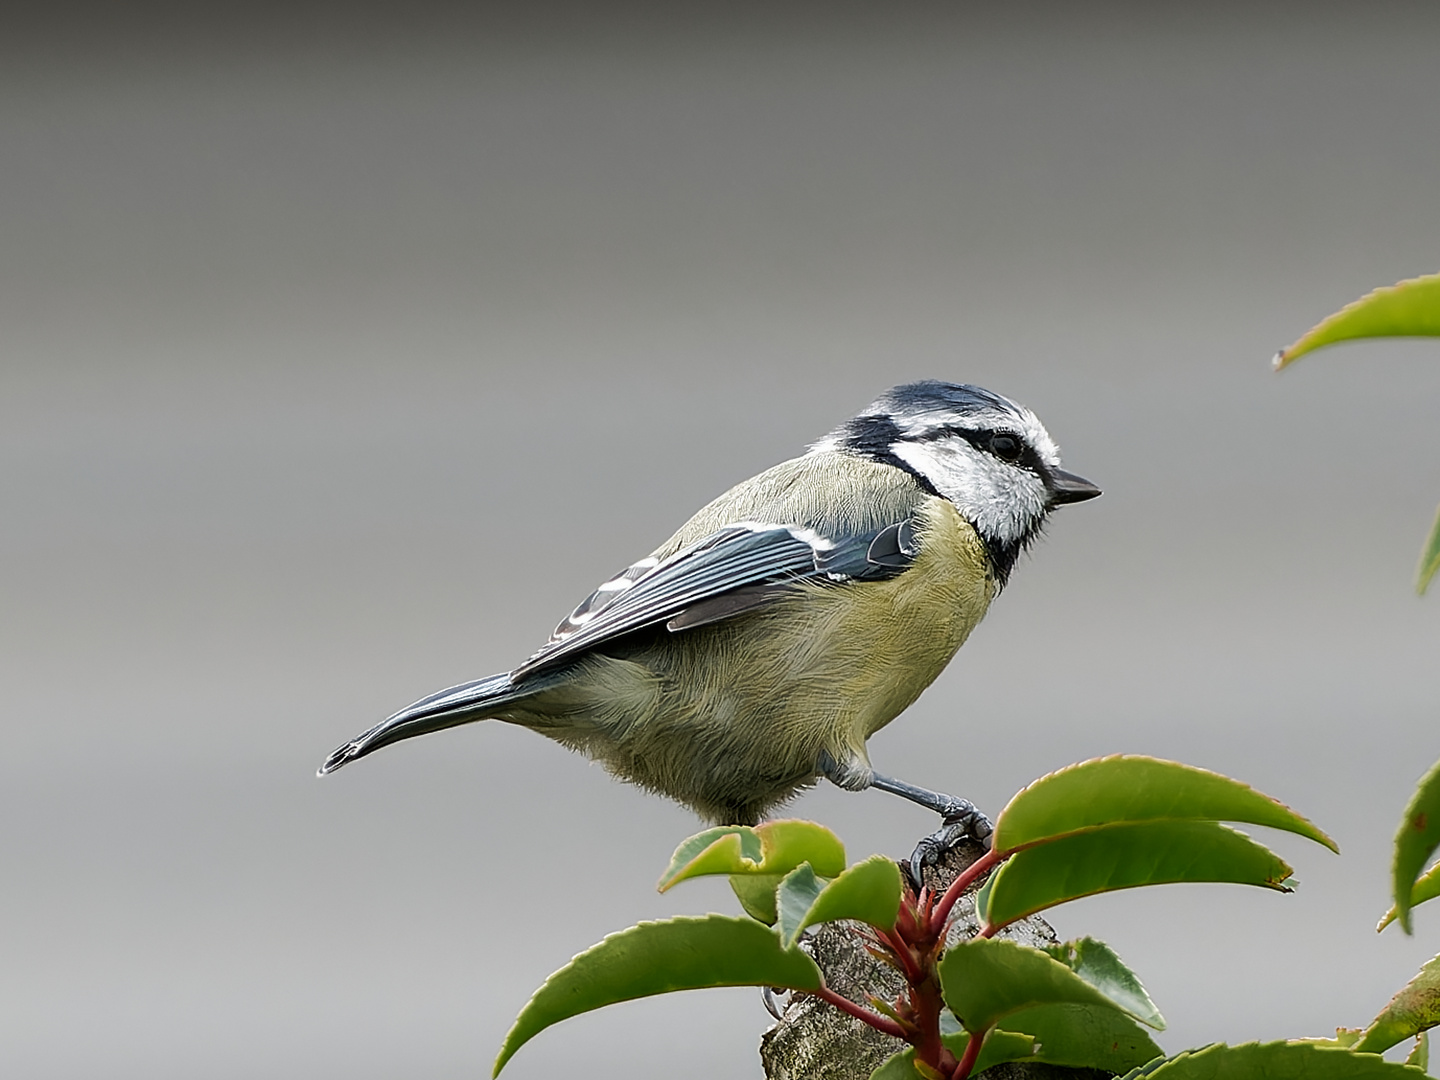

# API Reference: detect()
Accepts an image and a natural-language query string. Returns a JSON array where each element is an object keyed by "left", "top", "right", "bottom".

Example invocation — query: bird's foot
[
  {"left": 905, "top": 799, "right": 994, "bottom": 893},
  {"left": 761, "top": 985, "right": 790, "bottom": 1021}
]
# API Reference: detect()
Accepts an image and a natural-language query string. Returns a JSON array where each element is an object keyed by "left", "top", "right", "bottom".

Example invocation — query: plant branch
[
  {"left": 927, "top": 848, "right": 1001, "bottom": 935},
  {"left": 876, "top": 926, "right": 923, "bottom": 984},
  {"left": 952, "top": 1026, "right": 986, "bottom": 1080},
  {"left": 811, "top": 985, "right": 908, "bottom": 1041}
]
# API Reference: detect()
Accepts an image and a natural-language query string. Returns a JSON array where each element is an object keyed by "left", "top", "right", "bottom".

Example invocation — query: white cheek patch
[{"left": 891, "top": 439, "right": 1049, "bottom": 548}]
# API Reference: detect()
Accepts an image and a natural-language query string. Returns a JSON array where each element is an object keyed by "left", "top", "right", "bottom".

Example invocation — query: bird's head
[{"left": 811, "top": 380, "right": 1100, "bottom": 584}]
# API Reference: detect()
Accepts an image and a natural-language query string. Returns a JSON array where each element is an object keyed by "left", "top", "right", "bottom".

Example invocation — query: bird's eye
[{"left": 989, "top": 433, "right": 1023, "bottom": 462}]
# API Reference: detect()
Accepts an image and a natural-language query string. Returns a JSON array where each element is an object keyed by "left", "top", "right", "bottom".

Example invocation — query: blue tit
[{"left": 319, "top": 381, "right": 1098, "bottom": 832}]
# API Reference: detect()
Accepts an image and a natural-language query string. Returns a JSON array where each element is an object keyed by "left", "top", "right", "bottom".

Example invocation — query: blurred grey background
[{"left": 4, "top": 3, "right": 1440, "bottom": 1076}]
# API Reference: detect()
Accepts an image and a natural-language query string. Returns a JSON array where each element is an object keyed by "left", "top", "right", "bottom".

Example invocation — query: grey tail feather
[{"left": 318, "top": 670, "right": 529, "bottom": 776}]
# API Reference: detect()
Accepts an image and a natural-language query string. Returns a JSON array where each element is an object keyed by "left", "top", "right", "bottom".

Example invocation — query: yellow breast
[{"left": 794, "top": 495, "right": 995, "bottom": 741}]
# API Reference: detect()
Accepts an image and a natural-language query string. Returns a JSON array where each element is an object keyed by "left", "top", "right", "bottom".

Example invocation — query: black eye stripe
[{"left": 916, "top": 425, "right": 1044, "bottom": 474}]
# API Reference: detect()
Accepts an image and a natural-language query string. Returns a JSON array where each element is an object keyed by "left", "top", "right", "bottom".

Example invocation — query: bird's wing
[{"left": 511, "top": 517, "right": 921, "bottom": 679}]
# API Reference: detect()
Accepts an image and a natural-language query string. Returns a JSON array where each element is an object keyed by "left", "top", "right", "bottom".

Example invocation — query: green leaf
[
  {"left": 1042, "top": 938, "right": 1165, "bottom": 1030},
  {"left": 776, "top": 864, "right": 826, "bottom": 946},
  {"left": 1394, "top": 759, "right": 1440, "bottom": 934},
  {"left": 1005, "top": 1002, "right": 1164, "bottom": 1072},
  {"left": 1118, "top": 1041, "right": 1424, "bottom": 1080},
  {"left": 980, "top": 820, "right": 1295, "bottom": 930},
  {"left": 1275, "top": 272, "right": 1440, "bottom": 369},
  {"left": 1378, "top": 863, "right": 1440, "bottom": 932},
  {"left": 939, "top": 937, "right": 1160, "bottom": 1036},
  {"left": 657, "top": 826, "right": 757, "bottom": 890},
  {"left": 1406, "top": 1031, "right": 1428, "bottom": 1072},
  {"left": 776, "top": 855, "right": 903, "bottom": 948},
  {"left": 1418, "top": 505, "right": 1440, "bottom": 596},
  {"left": 869, "top": 1030, "right": 1038, "bottom": 1079},
  {"left": 729, "top": 873, "right": 784, "bottom": 924},
  {"left": 492, "top": 915, "right": 821, "bottom": 1076},
  {"left": 1355, "top": 954, "right": 1440, "bottom": 1056},
  {"left": 1295, "top": 1028, "right": 1365, "bottom": 1049},
  {"left": 657, "top": 819, "right": 846, "bottom": 892},
  {"left": 991, "top": 756, "right": 1336, "bottom": 855}
]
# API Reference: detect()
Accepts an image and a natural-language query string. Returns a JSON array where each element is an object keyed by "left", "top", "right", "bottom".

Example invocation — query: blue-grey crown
[
  {"left": 868, "top": 380, "right": 1026, "bottom": 424},
  {"left": 817, "top": 381, "right": 1029, "bottom": 461}
]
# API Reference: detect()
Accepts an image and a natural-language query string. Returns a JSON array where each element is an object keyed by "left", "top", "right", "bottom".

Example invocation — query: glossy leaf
[
  {"left": 981, "top": 820, "right": 1295, "bottom": 930},
  {"left": 1005, "top": 1002, "right": 1164, "bottom": 1072},
  {"left": 869, "top": 1030, "right": 1037, "bottom": 1079},
  {"left": 1393, "top": 758, "right": 1440, "bottom": 934},
  {"left": 729, "top": 872, "right": 784, "bottom": 924},
  {"left": 1354, "top": 954, "right": 1440, "bottom": 1055},
  {"left": 1377, "top": 862, "right": 1440, "bottom": 932},
  {"left": 1117, "top": 1040, "right": 1424, "bottom": 1080},
  {"left": 1274, "top": 272, "right": 1440, "bottom": 369},
  {"left": 1042, "top": 938, "right": 1165, "bottom": 1030},
  {"left": 776, "top": 855, "right": 903, "bottom": 948},
  {"left": 1418, "top": 505, "right": 1440, "bottom": 596},
  {"left": 657, "top": 819, "right": 845, "bottom": 891},
  {"left": 775, "top": 864, "right": 825, "bottom": 946},
  {"left": 939, "top": 937, "right": 1157, "bottom": 1036},
  {"left": 991, "top": 756, "right": 1336, "bottom": 855},
  {"left": 492, "top": 915, "right": 821, "bottom": 1075}
]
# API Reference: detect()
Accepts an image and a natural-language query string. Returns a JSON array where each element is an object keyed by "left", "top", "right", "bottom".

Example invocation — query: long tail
[{"left": 318, "top": 671, "right": 538, "bottom": 775}]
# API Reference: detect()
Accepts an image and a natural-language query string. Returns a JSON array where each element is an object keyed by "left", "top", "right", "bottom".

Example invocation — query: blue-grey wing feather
[{"left": 512, "top": 517, "right": 921, "bottom": 679}]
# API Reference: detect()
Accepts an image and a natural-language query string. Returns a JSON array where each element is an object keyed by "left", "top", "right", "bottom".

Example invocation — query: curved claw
[
  {"left": 905, "top": 805, "right": 996, "bottom": 892},
  {"left": 762, "top": 985, "right": 789, "bottom": 1021}
]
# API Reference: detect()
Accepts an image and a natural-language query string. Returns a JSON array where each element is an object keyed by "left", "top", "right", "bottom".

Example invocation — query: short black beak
[{"left": 1048, "top": 468, "right": 1102, "bottom": 506}]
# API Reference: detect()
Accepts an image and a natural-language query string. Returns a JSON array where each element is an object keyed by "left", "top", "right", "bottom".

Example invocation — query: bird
[{"left": 319, "top": 381, "right": 1099, "bottom": 845}]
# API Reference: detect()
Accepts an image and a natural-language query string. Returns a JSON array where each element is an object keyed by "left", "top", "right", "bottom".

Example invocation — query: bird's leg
[
  {"left": 868, "top": 773, "right": 994, "bottom": 891},
  {"left": 816, "top": 748, "right": 875, "bottom": 792},
  {"left": 817, "top": 752, "right": 993, "bottom": 888}
]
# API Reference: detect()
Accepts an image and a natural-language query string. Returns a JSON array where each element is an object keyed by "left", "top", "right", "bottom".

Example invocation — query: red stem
[
  {"left": 812, "top": 985, "right": 908, "bottom": 1040},
  {"left": 951, "top": 1027, "right": 986, "bottom": 1080},
  {"left": 876, "top": 926, "right": 923, "bottom": 984},
  {"left": 927, "top": 848, "right": 1002, "bottom": 936}
]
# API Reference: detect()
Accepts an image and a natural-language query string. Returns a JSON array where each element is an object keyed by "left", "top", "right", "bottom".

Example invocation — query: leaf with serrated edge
[
  {"left": 1394, "top": 759, "right": 1440, "bottom": 934},
  {"left": 777, "top": 855, "right": 902, "bottom": 948},
  {"left": 981, "top": 820, "right": 1294, "bottom": 931},
  {"left": 493, "top": 915, "right": 821, "bottom": 1075},
  {"left": 658, "top": 819, "right": 845, "bottom": 892},
  {"left": 940, "top": 938, "right": 1160, "bottom": 1036},
  {"left": 992, "top": 757, "right": 1335, "bottom": 855},
  {"left": 1042, "top": 938, "right": 1164, "bottom": 1030},
  {"left": 1294, "top": 1028, "right": 1365, "bottom": 1048},
  {"left": 869, "top": 1030, "right": 1037, "bottom": 1079},
  {"left": 1274, "top": 272, "right": 1440, "bottom": 369},
  {"left": 1406, "top": 1030, "right": 1428, "bottom": 1071},
  {"left": 657, "top": 827, "right": 757, "bottom": 891},
  {"left": 1378, "top": 862, "right": 1440, "bottom": 932},
  {"left": 1005, "top": 1002, "right": 1164, "bottom": 1072},
  {"left": 1116, "top": 1040, "right": 1423, "bottom": 1080},
  {"left": 1355, "top": 954, "right": 1440, "bottom": 1055}
]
